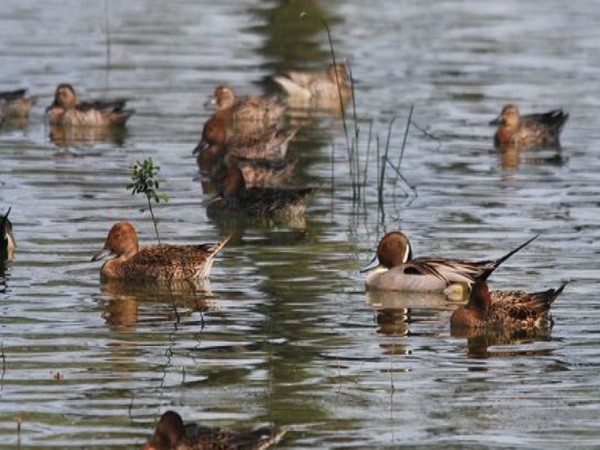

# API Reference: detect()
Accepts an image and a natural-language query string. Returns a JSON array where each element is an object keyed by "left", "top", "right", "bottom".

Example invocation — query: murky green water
[{"left": 1, "top": 0, "right": 600, "bottom": 448}]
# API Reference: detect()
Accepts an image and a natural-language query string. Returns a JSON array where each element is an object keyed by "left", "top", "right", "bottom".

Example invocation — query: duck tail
[
  {"left": 480, "top": 234, "right": 539, "bottom": 281},
  {"left": 1, "top": 206, "right": 11, "bottom": 232},
  {"left": 549, "top": 281, "right": 569, "bottom": 304},
  {"left": 208, "top": 234, "right": 232, "bottom": 258}
]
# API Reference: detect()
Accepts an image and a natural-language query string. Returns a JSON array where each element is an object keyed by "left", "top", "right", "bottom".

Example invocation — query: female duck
[
  {"left": 207, "top": 162, "right": 314, "bottom": 220},
  {"left": 450, "top": 277, "right": 566, "bottom": 331},
  {"left": 362, "top": 231, "right": 537, "bottom": 292},
  {"left": 273, "top": 63, "right": 352, "bottom": 104},
  {"left": 194, "top": 115, "right": 296, "bottom": 162},
  {"left": 0, "top": 89, "right": 37, "bottom": 121},
  {"left": 91, "top": 222, "right": 229, "bottom": 281},
  {"left": 46, "top": 83, "right": 135, "bottom": 127},
  {"left": 143, "top": 410, "right": 286, "bottom": 450},
  {"left": 206, "top": 85, "right": 286, "bottom": 135},
  {"left": 489, "top": 104, "right": 569, "bottom": 149}
]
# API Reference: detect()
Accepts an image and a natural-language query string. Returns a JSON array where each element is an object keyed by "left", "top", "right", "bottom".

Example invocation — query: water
[{"left": 1, "top": 0, "right": 600, "bottom": 448}]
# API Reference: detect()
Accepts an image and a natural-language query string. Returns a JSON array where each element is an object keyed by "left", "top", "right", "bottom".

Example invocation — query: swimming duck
[
  {"left": 273, "top": 63, "right": 352, "bottom": 103},
  {"left": 0, "top": 89, "right": 37, "bottom": 121},
  {"left": 46, "top": 83, "right": 135, "bottom": 127},
  {"left": 91, "top": 222, "right": 229, "bottom": 281},
  {"left": 209, "top": 153, "right": 299, "bottom": 189},
  {"left": 489, "top": 104, "right": 569, "bottom": 149},
  {"left": 194, "top": 115, "right": 296, "bottom": 161},
  {"left": 206, "top": 85, "right": 286, "bottom": 135},
  {"left": 143, "top": 410, "right": 286, "bottom": 450},
  {"left": 1, "top": 207, "right": 15, "bottom": 261},
  {"left": 207, "top": 162, "right": 315, "bottom": 220},
  {"left": 362, "top": 231, "right": 538, "bottom": 292},
  {"left": 450, "top": 277, "right": 566, "bottom": 331}
]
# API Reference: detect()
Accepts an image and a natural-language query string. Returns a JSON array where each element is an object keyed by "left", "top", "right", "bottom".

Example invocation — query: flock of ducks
[{"left": 0, "top": 59, "right": 570, "bottom": 449}]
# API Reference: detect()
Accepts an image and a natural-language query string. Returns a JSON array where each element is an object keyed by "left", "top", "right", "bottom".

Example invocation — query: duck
[
  {"left": 1, "top": 207, "right": 15, "bottom": 261},
  {"left": 273, "top": 63, "right": 352, "bottom": 104},
  {"left": 91, "top": 222, "right": 229, "bottom": 281},
  {"left": 208, "top": 153, "right": 299, "bottom": 189},
  {"left": 142, "top": 410, "right": 286, "bottom": 450},
  {"left": 450, "top": 276, "right": 567, "bottom": 331},
  {"left": 489, "top": 104, "right": 569, "bottom": 149},
  {"left": 0, "top": 89, "right": 37, "bottom": 121},
  {"left": 206, "top": 85, "right": 286, "bottom": 135},
  {"left": 194, "top": 115, "right": 296, "bottom": 162},
  {"left": 362, "top": 231, "right": 538, "bottom": 293},
  {"left": 46, "top": 83, "right": 135, "bottom": 127},
  {"left": 207, "top": 161, "right": 315, "bottom": 220}
]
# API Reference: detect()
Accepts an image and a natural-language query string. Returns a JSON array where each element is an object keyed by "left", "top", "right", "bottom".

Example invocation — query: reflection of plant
[{"left": 127, "top": 157, "right": 169, "bottom": 244}]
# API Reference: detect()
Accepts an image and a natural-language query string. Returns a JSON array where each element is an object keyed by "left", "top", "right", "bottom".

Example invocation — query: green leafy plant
[{"left": 127, "top": 157, "right": 168, "bottom": 244}]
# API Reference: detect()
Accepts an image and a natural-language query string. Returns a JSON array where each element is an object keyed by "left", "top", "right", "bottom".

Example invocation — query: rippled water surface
[{"left": 1, "top": 0, "right": 600, "bottom": 448}]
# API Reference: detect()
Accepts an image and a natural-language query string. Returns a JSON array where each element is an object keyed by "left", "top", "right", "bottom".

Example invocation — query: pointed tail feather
[{"left": 480, "top": 234, "right": 539, "bottom": 281}]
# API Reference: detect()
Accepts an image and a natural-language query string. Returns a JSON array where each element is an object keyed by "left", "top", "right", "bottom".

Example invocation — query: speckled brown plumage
[
  {"left": 0, "top": 89, "right": 37, "bottom": 120},
  {"left": 206, "top": 163, "right": 315, "bottom": 220},
  {"left": 195, "top": 116, "right": 296, "bottom": 162},
  {"left": 209, "top": 154, "right": 298, "bottom": 189},
  {"left": 489, "top": 104, "right": 568, "bottom": 149},
  {"left": 142, "top": 411, "right": 286, "bottom": 450},
  {"left": 273, "top": 63, "right": 352, "bottom": 102},
  {"left": 207, "top": 85, "right": 286, "bottom": 137},
  {"left": 451, "top": 279, "right": 566, "bottom": 331},
  {"left": 46, "top": 83, "right": 135, "bottom": 127},
  {"left": 91, "top": 222, "right": 229, "bottom": 281}
]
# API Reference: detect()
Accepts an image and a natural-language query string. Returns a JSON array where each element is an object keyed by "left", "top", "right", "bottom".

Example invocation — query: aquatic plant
[{"left": 127, "top": 157, "right": 169, "bottom": 244}]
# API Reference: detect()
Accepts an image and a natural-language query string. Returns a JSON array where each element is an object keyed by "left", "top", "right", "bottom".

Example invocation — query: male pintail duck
[
  {"left": 450, "top": 276, "right": 567, "bottom": 331},
  {"left": 143, "top": 410, "right": 286, "bottom": 450},
  {"left": 362, "top": 231, "right": 538, "bottom": 292},
  {"left": 206, "top": 85, "right": 286, "bottom": 135},
  {"left": 91, "top": 222, "right": 229, "bottom": 281},
  {"left": 1, "top": 207, "right": 15, "bottom": 261},
  {"left": 194, "top": 116, "right": 296, "bottom": 161},
  {"left": 46, "top": 83, "right": 135, "bottom": 127},
  {"left": 489, "top": 104, "right": 569, "bottom": 149},
  {"left": 273, "top": 63, "right": 352, "bottom": 103},
  {"left": 0, "top": 89, "right": 37, "bottom": 121},
  {"left": 207, "top": 162, "right": 314, "bottom": 219}
]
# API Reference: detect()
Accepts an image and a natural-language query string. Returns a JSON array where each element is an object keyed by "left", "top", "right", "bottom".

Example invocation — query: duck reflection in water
[
  {"left": 366, "top": 290, "right": 454, "bottom": 356},
  {"left": 49, "top": 124, "right": 128, "bottom": 147},
  {"left": 99, "top": 278, "right": 218, "bottom": 332},
  {"left": 498, "top": 145, "right": 567, "bottom": 170}
]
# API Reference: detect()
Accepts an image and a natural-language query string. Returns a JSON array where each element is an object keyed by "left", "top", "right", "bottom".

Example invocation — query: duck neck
[{"left": 466, "top": 280, "right": 491, "bottom": 319}]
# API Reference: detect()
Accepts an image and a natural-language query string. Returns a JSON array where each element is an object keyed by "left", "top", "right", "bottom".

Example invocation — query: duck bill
[
  {"left": 359, "top": 253, "right": 381, "bottom": 273},
  {"left": 203, "top": 97, "right": 217, "bottom": 108},
  {"left": 192, "top": 138, "right": 209, "bottom": 154},
  {"left": 488, "top": 116, "right": 501, "bottom": 126},
  {"left": 91, "top": 246, "right": 113, "bottom": 262}
]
